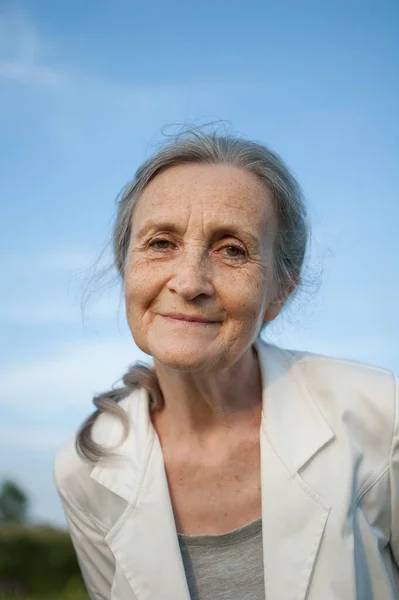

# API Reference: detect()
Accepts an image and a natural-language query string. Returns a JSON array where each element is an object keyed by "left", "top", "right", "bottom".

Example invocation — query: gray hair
[{"left": 76, "top": 127, "right": 309, "bottom": 462}]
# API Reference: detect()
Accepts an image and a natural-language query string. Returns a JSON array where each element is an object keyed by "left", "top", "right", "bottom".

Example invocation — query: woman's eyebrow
[
  {"left": 135, "top": 221, "right": 182, "bottom": 239},
  {"left": 209, "top": 226, "right": 260, "bottom": 247},
  {"left": 135, "top": 221, "right": 261, "bottom": 246}
]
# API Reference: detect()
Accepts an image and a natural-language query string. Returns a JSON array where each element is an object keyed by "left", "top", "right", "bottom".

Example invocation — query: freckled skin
[
  {"left": 122, "top": 163, "right": 297, "bottom": 534},
  {"left": 124, "top": 163, "right": 287, "bottom": 374}
]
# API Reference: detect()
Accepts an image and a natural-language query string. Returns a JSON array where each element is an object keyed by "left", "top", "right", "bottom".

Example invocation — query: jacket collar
[
  {"left": 256, "top": 341, "right": 334, "bottom": 472},
  {"left": 90, "top": 385, "right": 154, "bottom": 504},
  {"left": 90, "top": 341, "right": 335, "bottom": 600}
]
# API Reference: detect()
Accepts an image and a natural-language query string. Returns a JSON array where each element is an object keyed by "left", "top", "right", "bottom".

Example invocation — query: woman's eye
[
  {"left": 149, "top": 239, "right": 173, "bottom": 251},
  {"left": 222, "top": 245, "right": 246, "bottom": 258}
]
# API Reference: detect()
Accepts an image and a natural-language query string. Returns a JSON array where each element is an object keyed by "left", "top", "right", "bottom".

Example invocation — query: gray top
[{"left": 178, "top": 517, "right": 265, "bottom": 600}]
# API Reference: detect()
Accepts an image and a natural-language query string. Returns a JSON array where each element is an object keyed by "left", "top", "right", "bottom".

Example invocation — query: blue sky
[{"left": 0, "top": 0, "right": 398, "bottom": 526}]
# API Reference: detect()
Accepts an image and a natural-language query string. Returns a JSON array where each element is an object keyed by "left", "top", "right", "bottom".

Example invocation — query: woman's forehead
[{"left": 133, "top": 163, "right": 275, "bottom": 231}]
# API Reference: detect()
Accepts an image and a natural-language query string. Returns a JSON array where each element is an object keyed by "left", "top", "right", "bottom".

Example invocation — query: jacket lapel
[
  {"left": 257, "top": 342, "right": 334, "bottom": 600},
  {"left": 90, "top": 388, "right": 190, "bottom": 600}
]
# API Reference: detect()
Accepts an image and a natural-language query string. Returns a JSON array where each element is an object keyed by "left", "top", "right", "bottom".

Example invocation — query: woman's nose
[{"left": 166, "top": 250, "right": 214, "bottom": 300}]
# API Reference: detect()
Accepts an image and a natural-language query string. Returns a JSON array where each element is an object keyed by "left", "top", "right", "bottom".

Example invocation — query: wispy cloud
[
  {"left": 0, "top": 250, "right": 101, "bottom": 274},
  {"left": 0, "top": 57, "right": 67, "bottom": 87},
  {"left": 0, "top": 249, "right": 121, "bottom": 323},
  {"left": 37, "top": 251, "right": 102, "bottom": 272},
  {"left": 0, "top": 6, "right": 68, "bottom": 89},
  {"left": 0, "top": 337, "right": 150, "bottom": 416},
  {"left": 0, "top": 3, "right": 219, "bottom": 165},
  {"left": 0, "top": 5, "right": 187, "bottom": 99},
  {"left": 0, "top": 4, "right": 197, "bottom": 167},
  {"left": 0, "top": 296, "right": 121, "bottom": 323},
  {"left": 0, "top": 424, "right": 65, "bottom": 451}
]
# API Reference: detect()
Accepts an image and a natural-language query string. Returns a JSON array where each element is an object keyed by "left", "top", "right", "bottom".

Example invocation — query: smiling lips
[{"left": 161, "top": 312, "right": 220, "bottom": 324}]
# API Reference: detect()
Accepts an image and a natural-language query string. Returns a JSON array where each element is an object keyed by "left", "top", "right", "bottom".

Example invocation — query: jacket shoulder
[
  {"left": 54, "top": 387, "right": 148, "bottom": 512},
  {"left": 54, "top": 400, "right": 132, "bottom": 507},
  {"left": 54, "top": 432, "right": 91, "bottom": 498},
  {"left": 290, "top": 348, "right": 395, "bottom": 392},
  {"left": 287, "top": 348, "right": 396, "bottom": 452}
]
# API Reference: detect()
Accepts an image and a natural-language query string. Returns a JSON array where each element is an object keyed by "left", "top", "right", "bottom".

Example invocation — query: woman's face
[{"left": 124, "top": 163, "right": 287, "bottom": 372}]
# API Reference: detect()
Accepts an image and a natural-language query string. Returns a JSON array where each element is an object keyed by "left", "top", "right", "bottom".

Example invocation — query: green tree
[{"left": 0, "top": 479, "right": 29, "bottom": 524}]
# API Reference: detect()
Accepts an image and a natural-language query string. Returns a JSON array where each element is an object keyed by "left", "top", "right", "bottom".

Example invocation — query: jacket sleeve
[
  {"left": 390, "top": 376, "right": 399, "bottom": 567},
  {"left": 57, "top": 485, "right": 116, "bottom": 600}
]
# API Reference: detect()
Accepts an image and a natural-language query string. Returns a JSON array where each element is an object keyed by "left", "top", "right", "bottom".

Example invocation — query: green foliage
[
  {"left": 0, "top": 588, "right": 88, "bottom": 600},
  {"left": 0, "top": 480, "right": 29, "bottom": 525},
  {"left": 0, "top": 525, "right": 88, "bottom": 598},
  {"left": 0, "top": 591, "right": 88, "bottom": 600}
]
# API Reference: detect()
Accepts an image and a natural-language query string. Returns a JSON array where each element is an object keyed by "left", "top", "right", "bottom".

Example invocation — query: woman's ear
[
  {"left": 263, "top": 280, "right": 297, "bottom": 323},
  {"left": 263, "top": 297, "right": 285, "bottom": 323}
]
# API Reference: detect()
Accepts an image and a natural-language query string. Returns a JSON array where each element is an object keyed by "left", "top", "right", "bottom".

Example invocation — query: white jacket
[{"left": 54, "top": 341, "right": 399, "bottom": 599}]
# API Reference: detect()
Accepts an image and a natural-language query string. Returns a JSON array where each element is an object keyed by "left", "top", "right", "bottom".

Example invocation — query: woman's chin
[{"left": 150, "top": 343, "right": 220, "bottom": 372}]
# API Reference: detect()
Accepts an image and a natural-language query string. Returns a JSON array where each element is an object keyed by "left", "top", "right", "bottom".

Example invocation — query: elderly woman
[{"left": 55, "top": 129, "right": 399, "bottom": 600}]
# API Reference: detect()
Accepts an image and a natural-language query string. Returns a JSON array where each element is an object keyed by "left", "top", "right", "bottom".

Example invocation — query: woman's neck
[{"left": 151, "top": 345, "right": 263, "bottom": 441}]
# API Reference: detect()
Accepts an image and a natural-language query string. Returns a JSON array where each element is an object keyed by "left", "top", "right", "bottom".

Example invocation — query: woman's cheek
[{"left": 126, "top": 260, "right": 168, "bottom": 314}]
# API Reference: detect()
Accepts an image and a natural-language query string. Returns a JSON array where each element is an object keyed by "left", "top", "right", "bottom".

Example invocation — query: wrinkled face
[{"left": 124, "top": 163, "right": 286, "bottom": 372}]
